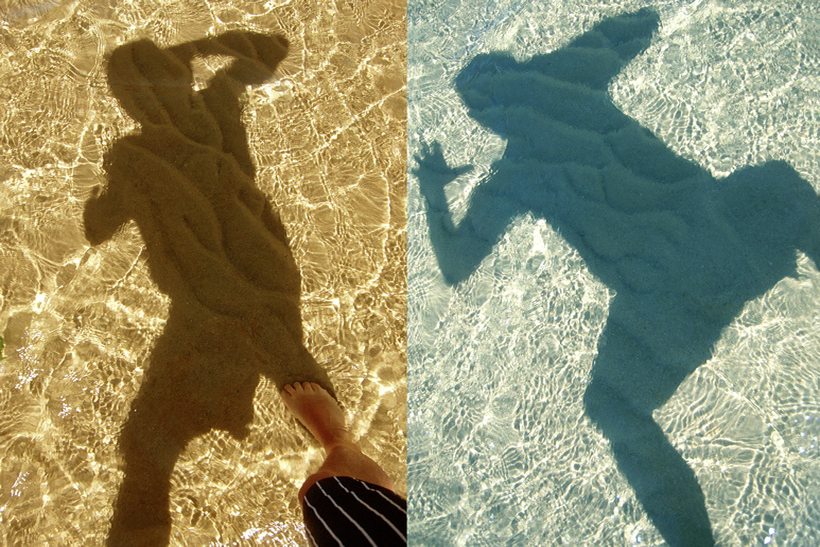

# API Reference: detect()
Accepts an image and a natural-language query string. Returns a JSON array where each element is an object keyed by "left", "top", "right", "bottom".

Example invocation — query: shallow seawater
[
  {"left": 0, "top": 0, "right": 406, "bottom": 545},
  {"left": 409, "top": 1, "right": 818, "bottom": 545}
]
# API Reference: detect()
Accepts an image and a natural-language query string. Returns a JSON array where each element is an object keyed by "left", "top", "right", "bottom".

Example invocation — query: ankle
[{"left": 318, "top": 431, "right": 358, "bottom": 453}]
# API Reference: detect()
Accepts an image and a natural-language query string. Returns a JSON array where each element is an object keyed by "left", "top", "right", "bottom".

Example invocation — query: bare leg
[{"left": 280, "top": 382, "right": 395, "bottom": 503}]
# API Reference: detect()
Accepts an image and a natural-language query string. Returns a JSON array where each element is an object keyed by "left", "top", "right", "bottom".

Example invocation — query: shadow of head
[
  {"left": 106, "top": 32, "right": 289, "bottom": 124},
  {"left": 718, "top": 160, "right": 819, "bottom": 256},
  {"left": 107, "top": 39, "right": 194, "bottom": 124},
  {"left": 454, "top": 8, "right": 660, "bottom": 118}
]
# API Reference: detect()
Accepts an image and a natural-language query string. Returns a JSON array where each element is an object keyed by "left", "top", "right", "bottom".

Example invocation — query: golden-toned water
[{"left": 0, "top": 1, "right": 406, "bottom": 544}]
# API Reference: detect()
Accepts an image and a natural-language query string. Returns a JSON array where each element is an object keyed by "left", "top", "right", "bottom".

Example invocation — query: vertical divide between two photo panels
[{"left": 0, "top": 0, "right": 818, "bottom": 545}]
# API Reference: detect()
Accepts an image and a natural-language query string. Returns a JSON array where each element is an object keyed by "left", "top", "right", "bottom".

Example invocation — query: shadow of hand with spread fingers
[
  {"left": 84, "top": 31, "right": 333, "bottom": 546},
  {"left": 414, "top": 8, "right": 820, "bottom": 546}
]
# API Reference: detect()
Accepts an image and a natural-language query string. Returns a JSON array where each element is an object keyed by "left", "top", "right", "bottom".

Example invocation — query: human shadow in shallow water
[
  {"left": 413, "top": 8, "right": 820, "bottom": 546},
  {"left": 83, "top": 32, "right": 334, "bottom": 545}
]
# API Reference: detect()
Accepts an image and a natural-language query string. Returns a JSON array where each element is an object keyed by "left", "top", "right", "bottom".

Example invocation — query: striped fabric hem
[{"left": 302, "top": 476, "right": 407, "bottom": 546}]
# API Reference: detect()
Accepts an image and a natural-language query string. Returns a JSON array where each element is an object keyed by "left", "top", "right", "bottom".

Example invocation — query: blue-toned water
[{"left": 408, "top": 1, "right": 819, "bottom": 545}]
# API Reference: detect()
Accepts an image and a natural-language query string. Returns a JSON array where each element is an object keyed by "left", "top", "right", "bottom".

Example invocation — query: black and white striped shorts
[{"left": 302, "top": 476, "right": 407, "bottom": 546}]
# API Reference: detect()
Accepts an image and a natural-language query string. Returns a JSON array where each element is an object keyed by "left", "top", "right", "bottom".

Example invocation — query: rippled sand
[{"left": 0, "top": 1, "right": 406, "bottom": 544}]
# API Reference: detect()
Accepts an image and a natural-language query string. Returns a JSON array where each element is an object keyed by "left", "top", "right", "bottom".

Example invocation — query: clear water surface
[
  {"left": 409, "top": 0, "right": 819, "bottom": 545},
  {"left": 0, "top": 0, "right": 406, "bottom": 544}
]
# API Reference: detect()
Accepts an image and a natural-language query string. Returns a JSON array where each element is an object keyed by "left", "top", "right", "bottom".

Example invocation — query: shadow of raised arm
[
  {"left": 413, "top": 141, "right": 526, "bottom": 285},
  {"left": 415, "top": 138, "right": 539, "bottom": 286}
]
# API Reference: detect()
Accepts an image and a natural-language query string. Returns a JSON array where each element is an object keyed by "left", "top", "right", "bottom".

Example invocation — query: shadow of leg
[
  {"left": 107, "top": 311, "right": 254, "bottom": 545},
  {"left": 583, "top": 316, "right": 715, "bottom": 547},
  {"left": 585, "top": 384, "right": 714, "bottom": 546},
  {"left": 108, "top": 403, "right": 188, "bottom": 547}
]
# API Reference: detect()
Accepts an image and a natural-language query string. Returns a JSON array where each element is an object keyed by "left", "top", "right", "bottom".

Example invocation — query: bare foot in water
[
  {"left": 281, "top": 382, "right": 356, "bottom": 452},
  {"left": 282, "top": 381, "right": 396, "bottom": 499}
]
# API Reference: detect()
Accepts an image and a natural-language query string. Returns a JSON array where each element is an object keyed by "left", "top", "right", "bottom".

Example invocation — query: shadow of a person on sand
[
  {"left": 83, "top": 31, "right": 333, "bottom": 545},
  {"left": 413, "top": 8, "right": 820, "bottom": 546}
]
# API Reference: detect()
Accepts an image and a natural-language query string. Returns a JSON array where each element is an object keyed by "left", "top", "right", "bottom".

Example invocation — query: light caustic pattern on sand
[{"left": 0, "top": 1, "right": 406, "bottom": 545}]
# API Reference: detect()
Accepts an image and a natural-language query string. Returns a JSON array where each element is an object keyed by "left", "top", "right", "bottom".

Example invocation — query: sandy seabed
[{"left": 0, "top": 1, "right": 406, "bottom": 545}]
